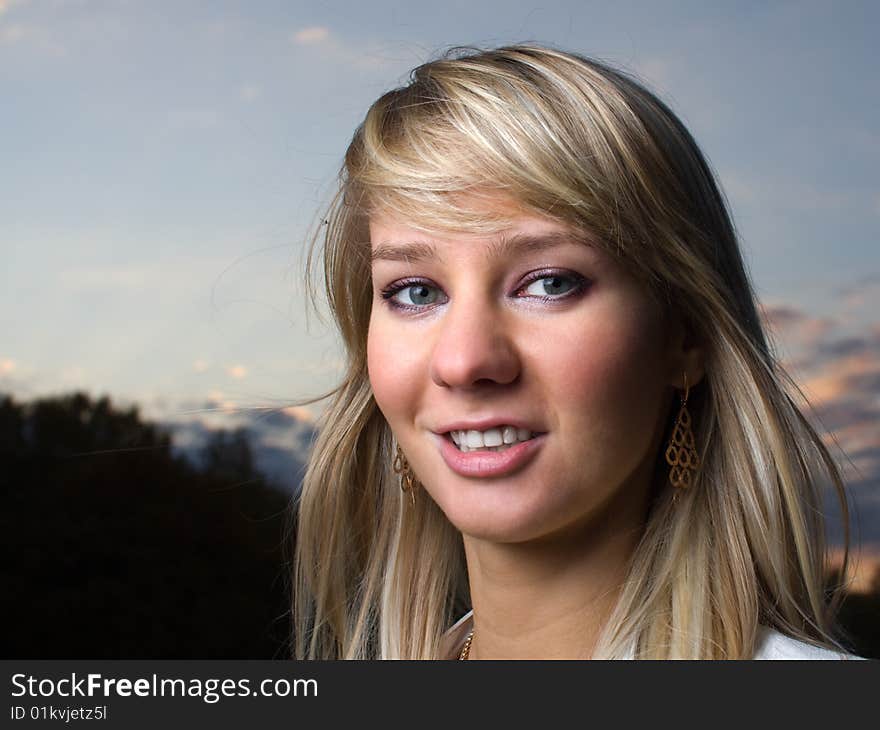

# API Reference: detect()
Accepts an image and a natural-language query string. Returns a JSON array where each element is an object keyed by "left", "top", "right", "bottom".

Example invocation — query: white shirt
[{"left": 441, "top": 610, "right": 862, "bottom": 660}]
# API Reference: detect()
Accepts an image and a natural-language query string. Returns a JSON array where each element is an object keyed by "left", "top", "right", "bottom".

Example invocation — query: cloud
[
  {"left": 766, "top": 301, "right": 880, "bottom": 430},
  {"left": 157, "top": 395, "right": 318, "bottom": 494},
  {"left": 291, "top": 26, "right": 329, "bottom": 45},
  {"left": 799, "top": 336, "right": 880, "bottom": 404},
  {"left": 818, "top": 335, "right": 876, "bottom": 359},
  {"left": 0, "top": 0, "right": 22, "bottom": 17},
  {"left": 0, "top": 0, "right": 62, "bottom": 54},
  {"left": 758, "top": 295, "right": 880, "bottom": 552},
  {"left": 826, "top": 545, "right": 880, "bottom": 593},
  {"left": 758, "top": 302, "right": 836, "bottom": 354},
  {"left": 282, "top": 404, "right": 314, "bottom": 424},
  {"left": 192, "top": 359, "right": 210, "bottom": 374},
  {"left": 0, "top": 360, "right": 96, "bottom": 401},
  {"left": 800, "top": 346, "right": 880, "bottom": 486},
  {"left": 287, "top": 27, "right": 400, "bottom": 71},
  {"left": 835, "top": 274, "right": 880, "bottom": 313},
  {"left": 227, "top": 365, "right": 247, "bottom": 380}
]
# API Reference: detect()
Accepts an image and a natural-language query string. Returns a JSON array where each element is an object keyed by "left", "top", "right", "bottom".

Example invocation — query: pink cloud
[
  {"left": 759, "top": 302, "right": 836, "bottom": 354},
  {"left": 801, "top": 350, "right": 880, "bottom": 406},
  {"left": 759, "top": 296, "right": 880, "bottom": 554},
  {"left": 291, "top": 26, "right": 329, "bottom": 45}
]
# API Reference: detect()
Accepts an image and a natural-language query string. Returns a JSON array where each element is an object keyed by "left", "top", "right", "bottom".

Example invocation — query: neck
[{"left": 462, "top": 479, "right": 651, "bottom": 660}]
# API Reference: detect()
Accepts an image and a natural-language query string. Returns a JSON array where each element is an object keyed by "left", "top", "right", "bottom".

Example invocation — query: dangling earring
[
  {"left": 665, "top": 372, "right": 700, "bottom": 492},
  {"left": 392, "top": 444, "right": 419, "bottom": 506}
]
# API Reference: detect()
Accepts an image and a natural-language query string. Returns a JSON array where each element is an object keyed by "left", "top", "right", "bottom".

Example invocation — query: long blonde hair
[{"left": 292, "top": 44, "right": 851, "bottom": 659}]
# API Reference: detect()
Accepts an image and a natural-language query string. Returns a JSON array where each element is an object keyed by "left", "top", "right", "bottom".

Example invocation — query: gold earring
[
  {"left": 392, "top": 444, "right": 419, "bottom": 506},
  {"left": 665, "top": 372, "right": 700, "bottom": 492}
]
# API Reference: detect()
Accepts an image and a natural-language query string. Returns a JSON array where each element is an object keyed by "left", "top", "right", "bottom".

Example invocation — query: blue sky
[{"left": 1, "top": 1, "right": 878, "bottom": 555}]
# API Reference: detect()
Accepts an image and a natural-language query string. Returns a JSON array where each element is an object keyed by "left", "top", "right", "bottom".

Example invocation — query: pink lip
[{"left": 434, "top": 432, "right": 545, "bottom": 478}]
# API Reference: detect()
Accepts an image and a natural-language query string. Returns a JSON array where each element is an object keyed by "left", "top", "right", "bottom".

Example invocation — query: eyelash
[{"left": 379, "top": 270, "right": 589, "bottom": 313}]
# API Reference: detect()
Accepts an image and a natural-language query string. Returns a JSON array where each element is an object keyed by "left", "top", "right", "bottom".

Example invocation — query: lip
[{"left": 433, "top": 431, "right": 545, "bottom": 478}]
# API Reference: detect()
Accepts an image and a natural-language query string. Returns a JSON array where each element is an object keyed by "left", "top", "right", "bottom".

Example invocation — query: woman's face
[{"left": 367, "top": 197, "right": 692, "bottom": 543}]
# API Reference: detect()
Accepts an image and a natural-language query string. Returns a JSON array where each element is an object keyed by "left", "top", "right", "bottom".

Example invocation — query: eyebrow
[{"left": 370, "top": 230, "right": 595, "bottom": 265}]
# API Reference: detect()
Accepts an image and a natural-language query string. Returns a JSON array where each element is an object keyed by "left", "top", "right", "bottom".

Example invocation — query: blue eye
[
  {"left": 379, "top": 270, "right": 586, "bottom": 313},
  {"left": 521, "top": 274, "right": 579, "bottom": 298},
  {"left": 396, "top": 284, "right": 441, "bottom": 306},
  {"left": 380, "top": 279, "right": 446, "bottom": 310}
]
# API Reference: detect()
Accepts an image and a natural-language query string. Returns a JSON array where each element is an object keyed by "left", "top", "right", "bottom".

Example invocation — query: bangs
[{"left": 344, "top": 59, "right": 618, "bottom": 240}]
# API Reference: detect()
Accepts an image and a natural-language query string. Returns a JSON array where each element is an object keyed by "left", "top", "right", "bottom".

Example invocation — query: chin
[{"left": 436, "top": 493, "right": 564, "bottom": 544}]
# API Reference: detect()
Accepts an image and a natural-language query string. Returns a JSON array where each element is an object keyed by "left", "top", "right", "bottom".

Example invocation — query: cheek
[
  {"left": 537, "top": 303, "right": 669, "bottom": 451},
  {"left": 366, "top": 314, "right": 423, "bottom": 427}
]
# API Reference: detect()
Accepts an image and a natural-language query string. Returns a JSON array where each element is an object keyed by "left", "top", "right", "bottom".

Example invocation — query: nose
[{"left": 429, "top": 297, "right": 521, "bottom": 389}]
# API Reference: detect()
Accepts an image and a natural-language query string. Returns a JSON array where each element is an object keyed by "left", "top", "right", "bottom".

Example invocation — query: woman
[{"left": 292, "top": 44, "right": 858, "bottom": 659}]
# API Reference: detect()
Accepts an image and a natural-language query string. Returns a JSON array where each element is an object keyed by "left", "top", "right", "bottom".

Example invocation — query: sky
[{"left": 1, "top": 2, "right": 878, "bottom": 555}]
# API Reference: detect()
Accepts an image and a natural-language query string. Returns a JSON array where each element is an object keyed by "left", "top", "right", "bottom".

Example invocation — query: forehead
[{"left": 368, "top": 212, "right": 599, "bottom": 267}]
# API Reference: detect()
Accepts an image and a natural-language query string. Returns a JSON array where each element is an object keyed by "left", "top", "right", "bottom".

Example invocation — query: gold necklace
[{"left": 458, "top": 628, "right": 475, "bottom": 660}]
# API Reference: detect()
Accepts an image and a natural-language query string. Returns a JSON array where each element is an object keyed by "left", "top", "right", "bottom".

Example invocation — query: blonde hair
[{"left": 292, "top": 44, "right": 851, "bottom": 659}]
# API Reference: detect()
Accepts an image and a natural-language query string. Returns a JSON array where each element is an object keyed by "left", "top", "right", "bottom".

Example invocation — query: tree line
[
  {"left": 1, "top": 391, "right": 293, "bottom": 658},
  {"left": 1, "top": 391, "right": 877, "bottom": 658}
]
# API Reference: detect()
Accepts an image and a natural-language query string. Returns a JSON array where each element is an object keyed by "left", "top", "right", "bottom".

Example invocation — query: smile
[
  {"left": 449, "top": 426, "right": 534, "bottom": 452},
  {"left": 435, "top": 431, "right": 545, "bottom": 478}
]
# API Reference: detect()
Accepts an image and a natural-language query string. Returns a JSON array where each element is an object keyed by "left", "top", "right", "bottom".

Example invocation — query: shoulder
[{"left": 752, "top": 626, "right": 864, "bottom": 660}]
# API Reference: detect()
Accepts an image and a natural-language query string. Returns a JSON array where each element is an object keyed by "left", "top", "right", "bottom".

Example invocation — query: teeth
[
  {"left": 449, "top": 426, "right": 534, "bottom": 452},
  {"left": 459, "top": 444, "right": 514, "bottom": 453},
  {"left": 483, "top": 428, "right": 503, "bottom": 447}
]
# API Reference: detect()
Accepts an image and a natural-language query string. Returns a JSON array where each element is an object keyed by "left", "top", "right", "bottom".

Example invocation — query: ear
[{"left": 666, "top": 314, "right": 705, "bottom": 391}]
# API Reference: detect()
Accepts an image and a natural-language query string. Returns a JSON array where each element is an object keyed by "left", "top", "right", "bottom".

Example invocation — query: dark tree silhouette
[
  {"left": 1, "top": 391, "right": 293, "bottom": 658},
  {"left": 199, "top": 428, "right": 260, "bottom": 485}
]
